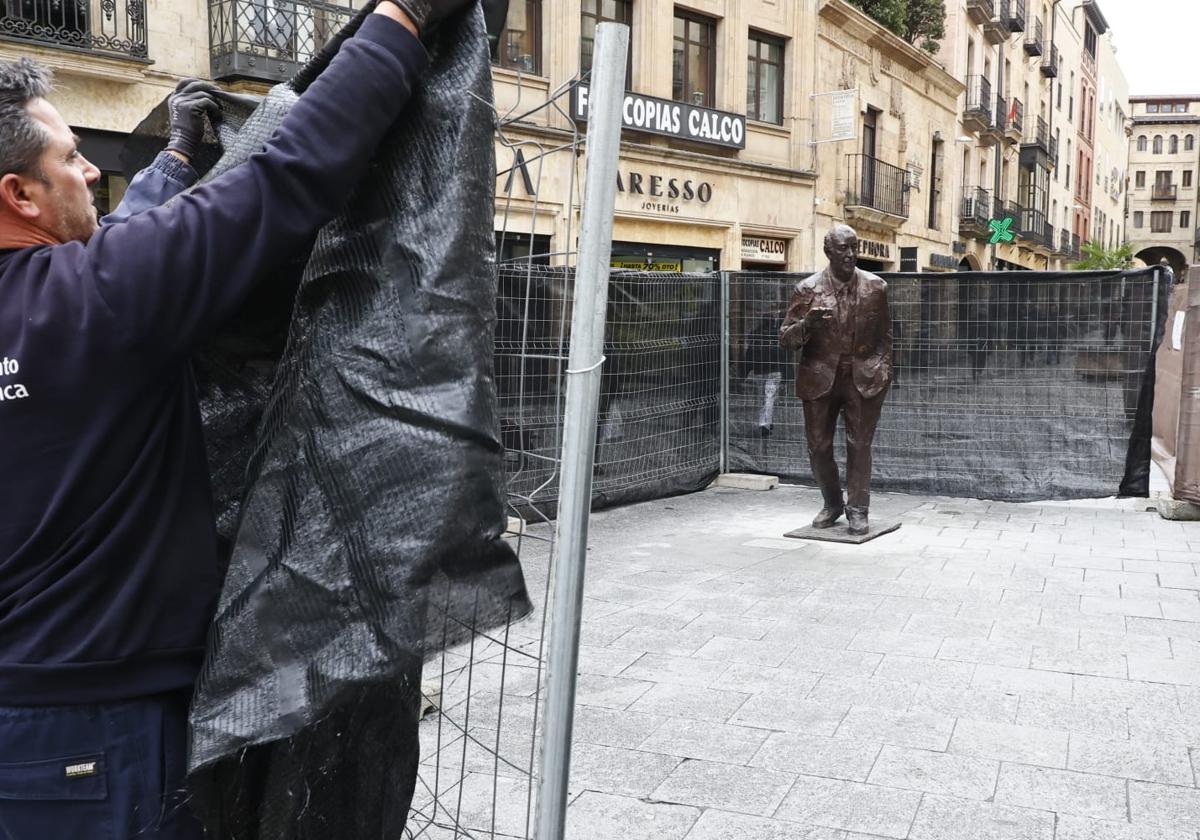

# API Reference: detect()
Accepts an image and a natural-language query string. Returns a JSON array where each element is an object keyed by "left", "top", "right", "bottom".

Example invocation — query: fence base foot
[
  {"left": 419, "top": 681, "right": 442, "bottom": 720},
  {"left": 1156, "top": 497, "right": 1200, "bottom": 521},
  {"left": 712, "top": 473, "right": 779, "bottom": 491}
]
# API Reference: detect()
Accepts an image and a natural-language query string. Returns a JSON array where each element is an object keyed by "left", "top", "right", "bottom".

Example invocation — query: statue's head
[{"left": 824, "top": 223, "right": 859, "bottom": 281}]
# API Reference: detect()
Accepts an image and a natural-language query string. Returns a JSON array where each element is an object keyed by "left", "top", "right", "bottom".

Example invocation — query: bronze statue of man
[{"left": 779, "top": 224, "right": 892, "bottom": 535}]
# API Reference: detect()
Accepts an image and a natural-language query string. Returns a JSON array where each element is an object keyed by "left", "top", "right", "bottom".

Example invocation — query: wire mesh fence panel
[
  {"left": 728, "top": 269, "right": 1164, "bottom": 501},
  {"left": 402, "top": 68, "right": 584, "bottom": 840},
  {"left": 498, "top": 266, "right": 722, "bottom": 516}
]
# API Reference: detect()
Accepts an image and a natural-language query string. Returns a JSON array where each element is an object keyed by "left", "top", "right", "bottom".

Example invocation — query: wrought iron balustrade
[
  {"left": 1023, "top": 115, "right": 1049, "bottom": 152},
  {"left": 964, "top": 75, "right": 993, "bottom": 132},
  {"left": 1024, "top": 17, "right": 1043, "bottom": 54},
  {"left": 1152, "top": 184, "right": 1178, "bottom": 200},
  {"left": 844, "top": 154, "right": 910, "bottom": 219},
  {"left": 1070, "top": 233, "right": 1080, "bottom": 259},
  {"left": 966, "top": 0, "right": 994, "bottom": 24},
  {"left": 960, "top": 186, "right": 992, "bottom": 238},
  {"left": 1040, "top": 44, "right": 1059, "bottom": 77},
  {"left": 1016, "top": 205, "right": 1046, "bottom": 244},
  {"left": 1006, "top": 0, "right": 1025, "bottom": 32},
  {"left": 1008, "top": 97, "right": 1024, "bottom": 135},
  {"left": 0, "top": 0, "right": 147, "bottom": 58},
  {"left": 1059, "top": 228, "right": 1071, "bottom": 255},
  {"left": 209, "top": 0, "right": 356, "bottom": 82}
]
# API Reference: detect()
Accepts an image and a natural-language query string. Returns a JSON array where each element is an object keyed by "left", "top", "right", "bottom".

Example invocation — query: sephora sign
[{"left": 572, "top": 84, "right": 747, "bottom": 150}]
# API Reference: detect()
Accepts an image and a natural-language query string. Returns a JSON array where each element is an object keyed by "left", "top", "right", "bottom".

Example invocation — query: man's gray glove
[
  {"left": 165, "top": 78, "right": 222, "bottom": 161},
  {"left": 381, "top": 0, "right": 477, "bottom": 37}
]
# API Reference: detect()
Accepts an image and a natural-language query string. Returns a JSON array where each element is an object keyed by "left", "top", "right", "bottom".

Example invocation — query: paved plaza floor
[{"left": 420, "top": 482, "right": 1200, "bottom": 840}]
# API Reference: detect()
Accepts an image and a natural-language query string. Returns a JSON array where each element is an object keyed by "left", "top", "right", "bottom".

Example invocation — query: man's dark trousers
[
  {"left": 0, "top": 691, "right": 204, "bottom": 839},
  {"left": 802, "top": 357, "right": 886, "bottom": 511}
]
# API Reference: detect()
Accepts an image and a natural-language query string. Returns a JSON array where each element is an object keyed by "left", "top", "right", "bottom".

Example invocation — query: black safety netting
[
  {"left": 496, "top": 264, "right": 721, "bottom": 516},
  {"left": 730, "top": 268, "right": 1169, "bottom": 501},
  {"left": 497, "top": 265, "right": 1165, "bottom": 510},
  {"left": 124, "top": 5, "right": 531, "bottom": 838}
]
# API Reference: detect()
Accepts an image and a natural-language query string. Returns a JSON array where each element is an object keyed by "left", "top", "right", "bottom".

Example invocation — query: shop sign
[
  {"left": 952, "top": 241, "right": 967, "bottom": 254},
  {"left": 741, "top": 236, "right": 788, "bottom": 264},
  {"left": 929, "top": 253, "right": 960, "bottom": 270},
  {"left": 572, "top": 84, "right": 747, "bottom": 150},
  {"left": 829, "top": 90, "right": 857, "bottom": 142},
  {"left": 611, "top": 257, "right": 682, "bottom": 272},
  {"left": 857, "top": 238, "right": 892, "bottom": 261},
  {"left": 616, "top": 169, "right": 714, "bottom": 215}
]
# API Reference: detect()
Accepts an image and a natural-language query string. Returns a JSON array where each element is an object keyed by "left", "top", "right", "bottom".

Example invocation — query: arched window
[
  {"left": 1153, "top": 135, "right": 1164, "bottom": 154},
  {"left": 1187, "top": 135, "right": 1196, "bottom": 152},
  {"left": 1170, "top": 135, "right": 1179, "bottom": 154},
  {"left": 1137, "top": 135, "right": 1148, "bottom": 152}
]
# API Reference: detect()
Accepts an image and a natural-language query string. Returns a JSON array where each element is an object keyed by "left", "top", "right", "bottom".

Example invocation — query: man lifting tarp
[{"left": 0, "top": 1, "right": 529, "bottom": 837}]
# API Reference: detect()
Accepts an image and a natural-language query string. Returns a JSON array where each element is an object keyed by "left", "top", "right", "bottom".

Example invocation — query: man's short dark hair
[{"left": 0, "top": 58, "right": 54, "bottom": 180}]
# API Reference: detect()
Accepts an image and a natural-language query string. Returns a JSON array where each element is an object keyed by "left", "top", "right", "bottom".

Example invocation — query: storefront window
[
  {"left": 746, "top": 32, "right": 784, "bottom": 125},
  {"left": 611, "top": 242, "right": 719, "bottom": 273},
  {"left": 581, "top": 0, "right": 632, "bottom": 82},
  {"left": 673, "top": 10, "right": 715, "bottom": 109},
  {"left": 491, "top": 0, "right": 542, "bottom": 75}
]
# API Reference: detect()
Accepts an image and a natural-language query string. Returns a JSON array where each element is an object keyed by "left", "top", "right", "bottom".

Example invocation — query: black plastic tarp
[{"left": 125, "top": 5, "right": 530, "bottom": 837}]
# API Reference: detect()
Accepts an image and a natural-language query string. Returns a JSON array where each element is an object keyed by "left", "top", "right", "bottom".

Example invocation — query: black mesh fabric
[
  {"left": 124, "top": 6, "right": 531, "bottom": 836},
  {"left": 729, "top": 268, "right": 1168, "bottom": 501}
]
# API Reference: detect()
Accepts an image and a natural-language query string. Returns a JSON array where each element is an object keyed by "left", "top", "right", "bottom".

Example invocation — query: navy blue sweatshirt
[{"left": 0, "top": 15, "right": 429, "bottom": 706}]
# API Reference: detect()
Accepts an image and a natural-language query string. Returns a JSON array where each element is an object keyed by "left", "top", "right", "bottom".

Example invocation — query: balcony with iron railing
[
  {"left": 1059, "top": 228, "right": 1071, "bottom": 255},
  {"left": 1016, "top": 205, "right": 1047, "bottom": 248},
  {"left": 1007, "top": 0, "right": 1026, "bottom": 32},
  {"left": 960, "top": 186, "right": 992, "bottom": 239},
  {"left": 0, "top": 0, "right": 148, "bottom": 59},
  {"left": 966, "top": 0, "right": 994, "bottom": 25},
  {"left": 209, "top": 0, "right": 356, "bottom": 82},
  {"left": 963, "top": 75, "right": 994, "bottom": 136},
  {"left": 1024, "top": 17, "right": 1043, "bottom": 55},
  {"left": 1021, "top": 115, "right": 1050, "bottom": 160},
  {"left": 1049, "top": 133, "right": 1058, "bottom": 169},
  {"left": 984, "top": 0, "right": 1012, "bottom": 44},
  {"left": 1070, "top": 233, "right": 1081, "bottom": 260},
  {"left": 1152, "top": 184, "right": 1179, "bottom": 200},
  {"left": 1004, "top": 97, "right": 1024, "bottom": 143},
  {"left": 1041, "top": 44, "right": 1060, "bottom": 77},
  {"left": 844, "top": 154, "right": 910, "bottom": 226}
]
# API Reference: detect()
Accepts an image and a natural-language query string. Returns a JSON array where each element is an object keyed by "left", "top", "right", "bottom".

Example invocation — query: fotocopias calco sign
[{"left": 572, "top": 85, "right": 747, "bottom": 150}]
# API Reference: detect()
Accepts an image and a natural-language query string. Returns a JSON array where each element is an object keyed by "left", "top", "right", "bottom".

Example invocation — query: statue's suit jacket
[{"left": 778, "top": 268, "right": 893, "bottom": 401}]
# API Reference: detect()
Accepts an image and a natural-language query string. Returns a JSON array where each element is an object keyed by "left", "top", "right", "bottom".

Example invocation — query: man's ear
[{"left": 0, "top": 172, "right": 42, "bottom": 221}]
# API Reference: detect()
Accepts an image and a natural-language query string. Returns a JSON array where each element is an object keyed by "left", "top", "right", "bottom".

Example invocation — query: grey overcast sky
[{"left": 1097, "top": 0, "right": 1200, "bottom": 95}]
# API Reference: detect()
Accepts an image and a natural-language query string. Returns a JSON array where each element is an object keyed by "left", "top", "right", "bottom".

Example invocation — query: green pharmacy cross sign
[{"left": 988, "top": 216, "right": 1016, "bottom": 244}]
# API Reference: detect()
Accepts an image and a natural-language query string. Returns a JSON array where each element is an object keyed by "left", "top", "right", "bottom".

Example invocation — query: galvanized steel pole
[{"left": 534, "top": 22, "right": 628, "bottom": 840}]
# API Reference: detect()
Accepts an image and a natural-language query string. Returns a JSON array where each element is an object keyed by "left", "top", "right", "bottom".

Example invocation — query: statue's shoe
[
  {"left": 811, "top": 506, "right": 844, "bottom": 529},
  {"left": 847, "top": 506, "right": 869, "bottom": 536}
]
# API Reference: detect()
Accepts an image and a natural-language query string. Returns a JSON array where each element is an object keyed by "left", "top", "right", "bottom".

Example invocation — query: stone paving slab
[{"left": 420, "top": 484, "right": 1200, "bottom": 840}]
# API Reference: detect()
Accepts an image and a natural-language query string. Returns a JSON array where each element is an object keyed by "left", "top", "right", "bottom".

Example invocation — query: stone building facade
[
  {"left": 0, "top": 0, "right": 1131, "bottom": 271},
  {"left": 1126, "top": 95, "right": 1200, "bottom": 274}
]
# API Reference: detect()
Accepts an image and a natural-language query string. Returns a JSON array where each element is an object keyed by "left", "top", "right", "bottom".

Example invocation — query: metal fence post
[
  {"left": 719, "top": 270, "right": 731, "bottom": 475},
  {"left": 534, "top": 22, "right": 629, "bottom": 840}
]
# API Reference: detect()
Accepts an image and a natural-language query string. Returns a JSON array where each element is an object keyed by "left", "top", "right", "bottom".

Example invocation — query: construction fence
[{"left": 497, "top": 264, "right": 1170, "bottom": 511}]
